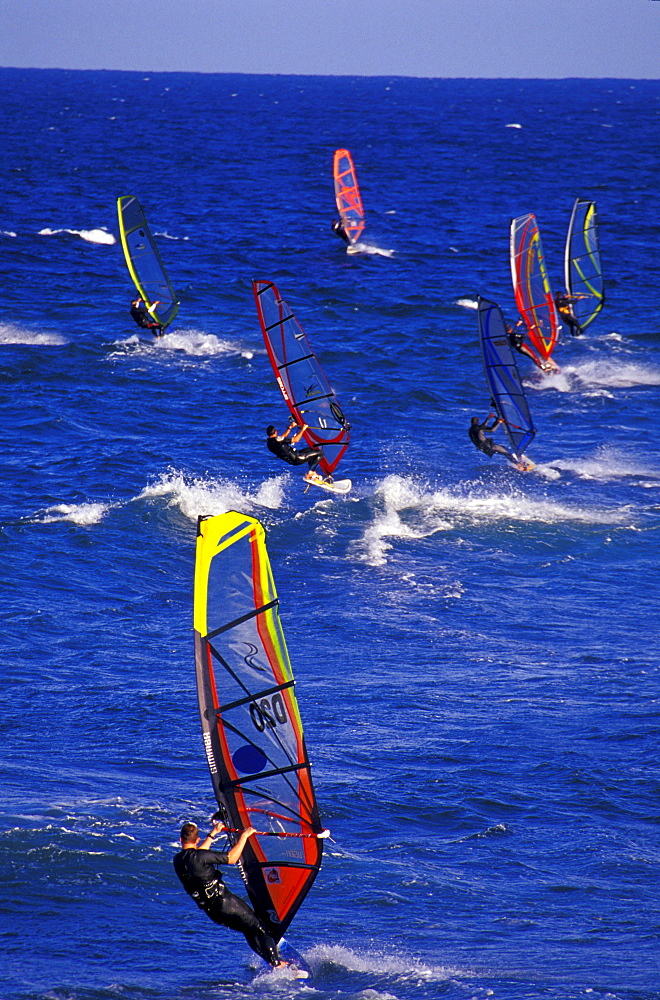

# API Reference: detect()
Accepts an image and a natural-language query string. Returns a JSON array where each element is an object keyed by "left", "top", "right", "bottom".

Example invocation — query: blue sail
[{"left": 477, "top": 297, "right": 536, "bottom": 459}]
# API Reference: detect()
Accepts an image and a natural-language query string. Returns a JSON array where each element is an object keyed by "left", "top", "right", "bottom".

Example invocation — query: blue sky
[{"left": 1, "top": 0, "right": 658, "bottom": 77}]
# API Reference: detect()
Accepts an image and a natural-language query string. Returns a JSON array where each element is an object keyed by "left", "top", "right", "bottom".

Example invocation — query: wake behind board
[
  {"left": 304, "top": 475, "right": 352, "bottom": 494},
  {"left": 256, "top": 940, "right": 311, "bottom": 981}
]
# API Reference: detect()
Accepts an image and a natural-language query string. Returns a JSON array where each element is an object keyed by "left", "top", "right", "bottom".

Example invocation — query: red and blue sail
[{"left": 253, "top": 279, "right": 350, "bottom": 478}]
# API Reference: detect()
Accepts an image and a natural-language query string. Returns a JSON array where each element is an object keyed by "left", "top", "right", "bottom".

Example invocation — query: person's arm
[
  {"left": 483, "top": 416, "right": 503, "bottom": 432},
  {"left": 198, "top": 820, "right": 226, "bottom": 850},
  {"left": 146, "top": 300, "right": 161, "bottom": 316},
  {"left": 291, "top": 423, "right": 308, "bottom": 444},
  {"left": 227, "top": 827, "right": 257, "bottom": 865}
]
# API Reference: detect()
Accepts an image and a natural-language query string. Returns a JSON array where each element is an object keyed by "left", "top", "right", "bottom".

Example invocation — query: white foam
[
  {"left": 137, "top": 470, "right": 285, "bottom": 520},
  {"left": 38, "top": 502, "right": 111, "bottom": 525},
  {"left": 1, "top": 230, "right": 17, "bottom": 237},
  {"left": 456, "top": 297, "right": 478, "bottom": 310},
  {"left": 506, "top": 122, "right": 523, "bottom": 128},
  {"left": 351, "top": 474, "right": 630, "bottom": 567},
  {"left": 155, "top": 329, "right": 255, "bottom": 358},
  {"left": 38, "top": 227, "right": 116, "bottom": 245},
  {"left": 349, "top": 242, "right": 394, "bottom": 258},
  {"left": 304, "top": 943, "right": 465, "bottom": 982},
  {"left": 0, "top": 323, "right": 67, "bottom": 346},
  {"left": 544, "top": 447, "right": 660, "bottom": 483},
  {"left": 555, "top": 359, "right": 660, "bottom": 392}
]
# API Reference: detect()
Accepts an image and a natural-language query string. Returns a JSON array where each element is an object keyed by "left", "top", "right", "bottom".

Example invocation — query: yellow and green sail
[
  {"left": 564, "top": 199, "right": 605, "bottom": 331},
  {"left": 117, "top": 195, "right": 179, "bottom": 330}
]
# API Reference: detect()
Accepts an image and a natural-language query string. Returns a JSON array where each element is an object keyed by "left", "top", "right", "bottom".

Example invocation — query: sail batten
[
  {"left": 117, "top": 195, "right": 179, "bottom": 330},
  {"left": 510, "top": 213, "right": 560, "bottom": 359},
  {"left": 564, "top": 198, "right": 604, "bottom": 330},
  {"left": 477, "top": 297, "right": 535, "bottom": 459},
  {"left": 253, "top": 280, "right": 350, "bottom": 477},
  {"left": 333, "top": 149, "right": 365, "bottom": 245},
  {"left": 194, "top": 513, "right": 324, "bottom": 942}
]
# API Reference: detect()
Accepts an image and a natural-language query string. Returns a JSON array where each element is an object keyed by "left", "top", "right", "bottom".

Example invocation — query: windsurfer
[
  {"left": 469, "top": 415, "right": 523, "bottom": 467},
  {"left": 554, "top": 292, "right": 583, "bottom": 336},
  {"left": 266, "top": 420, "right": 326, "bottom": 482},
  {"left": 129, "top": 298, "right": 163, "bottom": 337},
  {"left": 506, "top": 323, "right": 559, "bottom": 374},
  {"left": 331, "top": 219, "right": 350, "bottom": 245},
  {"left": 173, "top": 820, "right": 285, "bottom": 968}
]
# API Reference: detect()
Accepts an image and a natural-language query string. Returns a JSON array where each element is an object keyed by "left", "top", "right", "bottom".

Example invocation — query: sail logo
[
  {"left": 265, "top": 868, "right": 281, "bottom": 884},
  {"left": 203, "top": 731, "right": 217, "bottom": 774},
  {"left": 250, "top": 694, "right": 288, "bottom": 732}
]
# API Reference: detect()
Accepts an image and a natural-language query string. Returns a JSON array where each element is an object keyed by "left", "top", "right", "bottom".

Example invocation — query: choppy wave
[
  {"left": 351, "top": 474, "right": 630, "bottom": 567},
  {"left": 36, "top": 502, "right": 112, "bottom": 525},
  {"left": 154, "top": 230, "right": 190, "bottom": 241},
  {"left": 38, "top": 227, "right": 116, "bottom": 245},
  {"left": 0, "top": 323, "right": 68, "bottom": 346},
  {"left": 137, "top": 470, "right": 286, "bottom": 520}
]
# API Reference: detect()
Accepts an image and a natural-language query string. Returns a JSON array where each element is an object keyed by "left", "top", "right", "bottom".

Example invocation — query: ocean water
[{"left": 1, "top": 68, "right": 660, "bottom": 1000}]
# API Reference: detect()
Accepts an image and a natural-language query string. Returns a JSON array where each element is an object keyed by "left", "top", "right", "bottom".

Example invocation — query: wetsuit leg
[
  {"left": 292, "top": 447, "right": 323, "bottom": 471},
  {"left": 206, "top": 890, "right": 279, "bottom": 966},
  {"left": 560, "top": 312, "right": 582, "bottom": 336}
]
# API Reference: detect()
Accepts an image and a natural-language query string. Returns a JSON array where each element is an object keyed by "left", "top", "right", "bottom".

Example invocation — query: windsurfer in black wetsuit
[
  {"left": 173, "top": 819, "right": 285, "bottom": 968},
  {"left": 331, "top": 219, "right": 351, "bottom": 245},
  {"left": 266, "top": 418, "right": 326, "bottom": 483},
  {"left": 554, "top": 291, "right": 583, "bottom": 337},
  {"left": 129, "top": 297, "right": 163, "bottom": 337},
  {"left": 469, "top": 415, "right": 524, "bottom": 467},
  {"left": 506, "top": 321, "right": 559, "bottom": 374}
]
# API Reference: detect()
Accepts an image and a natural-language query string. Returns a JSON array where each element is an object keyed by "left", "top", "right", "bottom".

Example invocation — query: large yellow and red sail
[{"left": 193, "top": 513, "right": 324, "bottom": 941}]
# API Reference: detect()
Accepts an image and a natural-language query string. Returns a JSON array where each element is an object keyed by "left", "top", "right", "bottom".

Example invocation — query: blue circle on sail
[{"left": 232, "top": 744, "right": 268, "bottom": 774}]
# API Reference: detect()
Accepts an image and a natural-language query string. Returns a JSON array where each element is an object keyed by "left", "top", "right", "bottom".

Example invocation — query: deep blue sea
[{"left": 1, "top": 69, "right": 660, "bottom": 1000}]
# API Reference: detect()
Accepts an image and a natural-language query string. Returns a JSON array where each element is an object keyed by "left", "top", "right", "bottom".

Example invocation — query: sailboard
[
  {"left": 117, "top": 195, "right": 179, "bottom": 331},
  {"left": 333, "top": 149, "right": 365, "bottom": 248},
  {"left": 477, "top": 297, "right": 536, "bottom": 462},
  {"left": 564, "top": 198, "right": 605, "bottom": 330},
  {"left": 253, "top": 279, "right": 351, "bottom": 478},
  {"left": 510, "top": 213, "right": 560, "bottom": 360},
  {"left": 193, "top": 512, "right": 325, "bottom": 943}
]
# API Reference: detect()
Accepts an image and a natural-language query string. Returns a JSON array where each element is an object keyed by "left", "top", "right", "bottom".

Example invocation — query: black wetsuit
[
  {"left": 469, "top": 421, "right": 496, "bottom": 457},
  {"left": 555, "top": 297, "right": 582, "bottom": 337},
  {"left": 130, "top": 304, "right": 163, "bottom": 336},
  {"left": 331, "top": 220, "right": 350, "bottom": 245},
  {"left": 173, "top": 847, "right": 279, "bottom": 965},
  {"left": 266, "top": 436, "right": 322, "bottom": 471}
]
